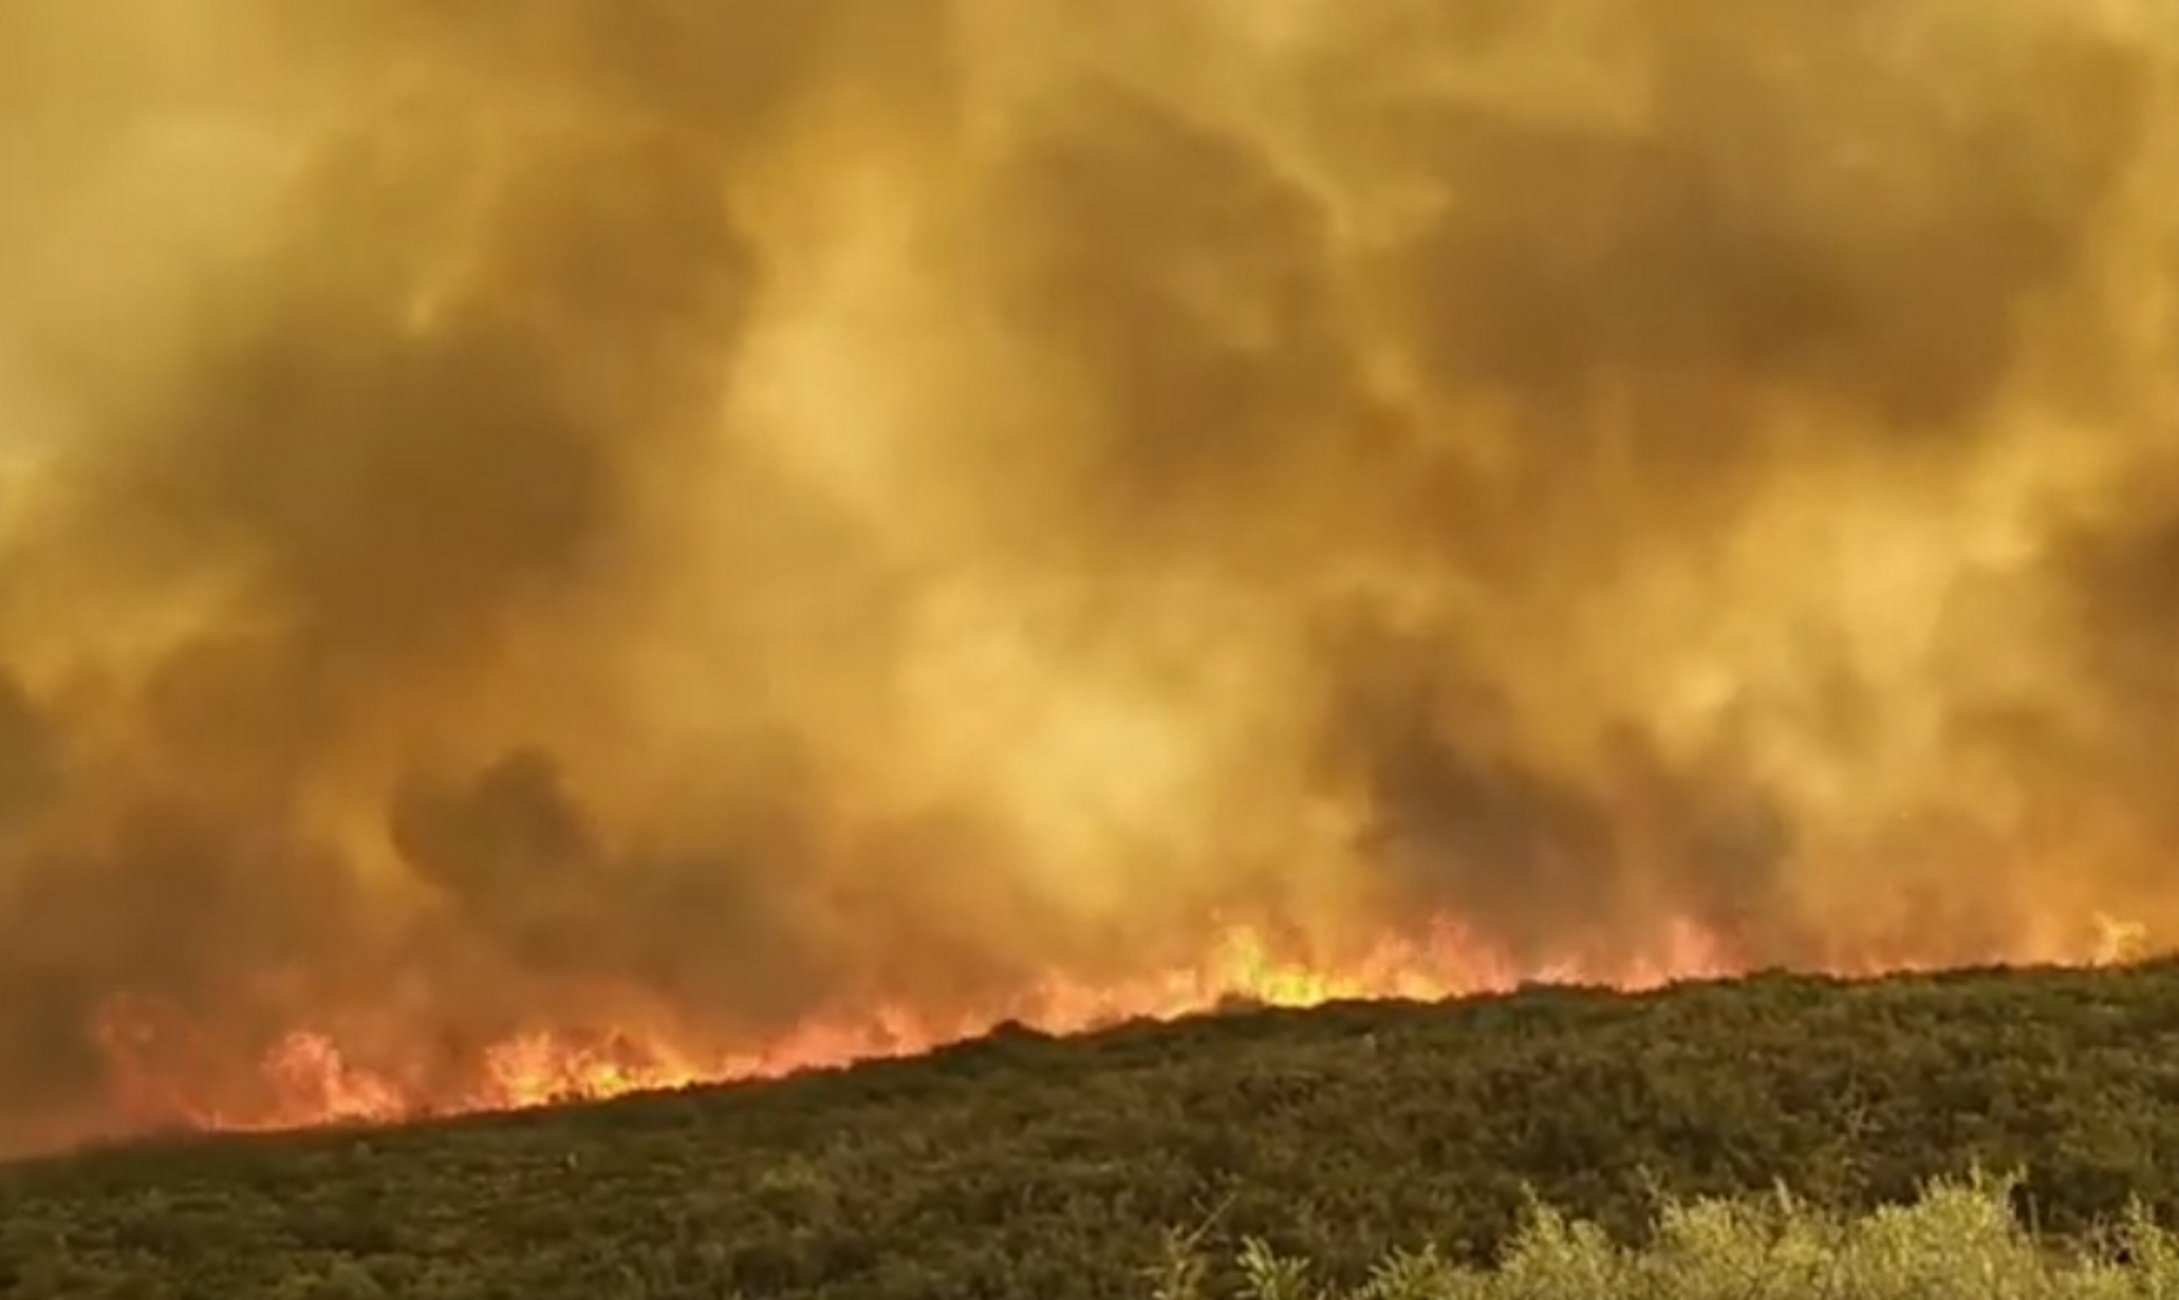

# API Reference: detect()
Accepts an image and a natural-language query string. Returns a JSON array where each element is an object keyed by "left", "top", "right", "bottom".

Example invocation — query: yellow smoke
[{"left": 0, "top": 0, "right": 2174, "bottom": 1144}]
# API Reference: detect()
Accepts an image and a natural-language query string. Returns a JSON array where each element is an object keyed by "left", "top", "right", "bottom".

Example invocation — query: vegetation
[
  {"left": 1164, "top": 1174, "right": 2179, "bottom": 1300},
  {"left": 8, "top": 960, "right": 2179, "bottom": 1297}
]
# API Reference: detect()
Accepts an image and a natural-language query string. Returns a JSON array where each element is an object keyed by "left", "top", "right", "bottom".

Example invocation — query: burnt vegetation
[{"left": 5, "top": 961, "right": 2179, "bottom": 1297}]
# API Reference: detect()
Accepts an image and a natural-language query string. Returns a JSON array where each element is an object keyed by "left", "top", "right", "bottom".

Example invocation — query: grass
[{"left": 11, "top": 961, "right": 2179, "bottom": 1296}]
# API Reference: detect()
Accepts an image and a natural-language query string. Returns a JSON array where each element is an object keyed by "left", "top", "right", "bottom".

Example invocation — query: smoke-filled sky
[{"left": 0, "top": 0, "right": 2175, "bottom": 1147}]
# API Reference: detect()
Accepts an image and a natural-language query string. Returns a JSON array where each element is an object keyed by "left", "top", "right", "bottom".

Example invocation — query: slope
[{"left": 6, "top": 961, "right": 2179, "bottom": 1299}]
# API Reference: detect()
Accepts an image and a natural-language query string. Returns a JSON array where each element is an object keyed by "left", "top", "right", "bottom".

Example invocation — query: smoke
[{"left": 0, "top": 0, "right": 2173, "bottom": 1146}]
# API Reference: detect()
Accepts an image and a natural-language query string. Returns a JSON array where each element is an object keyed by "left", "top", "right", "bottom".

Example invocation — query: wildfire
[{"left": 74, "top": 912, "right": 2153, "bottom": 1145}]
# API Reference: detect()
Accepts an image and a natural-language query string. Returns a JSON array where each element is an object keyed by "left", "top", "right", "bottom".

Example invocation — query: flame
[
  {"left": 1, "top": 0, "right": 2174, "bottom": 1165},
  {"left": 72, "top": 912, "right": 2144, "bottom": 1143}
]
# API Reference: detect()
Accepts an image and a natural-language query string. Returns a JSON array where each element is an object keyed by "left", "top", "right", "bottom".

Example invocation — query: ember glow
[{"left": 0, "top": 0, "right": 2176, "bottom": 1155}]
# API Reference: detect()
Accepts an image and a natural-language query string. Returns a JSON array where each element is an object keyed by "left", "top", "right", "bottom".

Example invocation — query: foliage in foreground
[
  {"left": 10, "top": 961, "right": 2179, "bottom": 1296},
  {"left": 1162, "top": 1174, "right": 2179, "bottom": 1300}
]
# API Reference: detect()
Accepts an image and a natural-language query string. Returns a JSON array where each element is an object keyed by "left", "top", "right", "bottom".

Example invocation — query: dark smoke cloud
[
  {"left": 0, "top": 670, "right": 56, "bottom": 827},
  {"left": 0, "top": 0, "right": 2173, "bottom": 1149}
]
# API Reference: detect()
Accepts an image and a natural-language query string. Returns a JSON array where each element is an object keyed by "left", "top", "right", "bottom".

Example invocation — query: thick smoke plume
[{"left": 0, "top": 0, "right": 2174, "bottom": 1150}]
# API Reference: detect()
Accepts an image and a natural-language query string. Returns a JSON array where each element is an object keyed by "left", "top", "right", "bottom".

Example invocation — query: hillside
[{"left": 8, "top": 961, "right": 2179, "bottom": 1299}]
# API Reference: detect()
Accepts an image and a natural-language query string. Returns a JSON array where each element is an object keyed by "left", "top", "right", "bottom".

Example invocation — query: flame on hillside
[
  {"left": 79, "top": 913, "right": 2150, "bottom": 1140},
  {"left": 1, "top": 0, "right": 2176, "bottom": 1155}
]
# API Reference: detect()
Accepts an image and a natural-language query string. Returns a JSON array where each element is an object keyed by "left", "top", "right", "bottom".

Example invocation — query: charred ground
[{"left": 6, "top": 960, "right": 2179, "bottom": 1299}]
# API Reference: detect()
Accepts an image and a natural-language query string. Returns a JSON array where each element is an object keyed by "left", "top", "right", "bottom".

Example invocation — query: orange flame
[{"left": 68, "top": 911, "right": 2154, "bottom": 1147}]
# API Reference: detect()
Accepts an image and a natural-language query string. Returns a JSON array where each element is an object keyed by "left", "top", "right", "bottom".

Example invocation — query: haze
[{"left": 0, "top": 0, "right": 2173, "bottom": 1150}]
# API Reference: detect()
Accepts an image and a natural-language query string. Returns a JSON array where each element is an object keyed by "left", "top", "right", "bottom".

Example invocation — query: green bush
[{"left": 1175, "top": 1174, "right": 2179, "bottom": 1300}]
